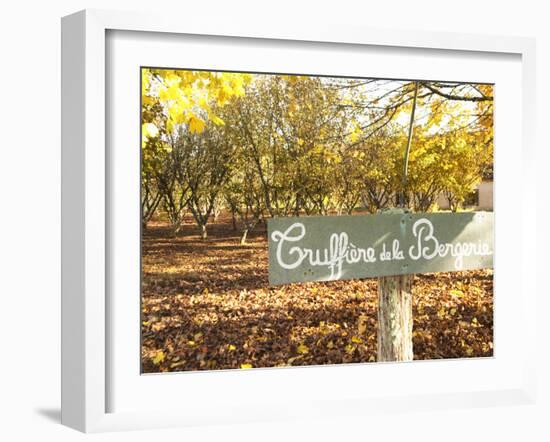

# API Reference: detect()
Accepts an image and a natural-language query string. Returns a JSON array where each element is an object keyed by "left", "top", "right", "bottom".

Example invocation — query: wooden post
[
  {"left": 377, "top": 273, "right": 413, "bottom": 361},
  {"left": 377, "top": 208, "right": 414, "bottom": 362},
  {"left": 376, "top": 81, "right": 419, "bottom": 362}
]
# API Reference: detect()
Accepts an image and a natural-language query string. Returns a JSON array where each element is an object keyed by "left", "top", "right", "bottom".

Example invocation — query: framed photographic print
[{"left": 61, "top": 9, "right": 537, "bottom": 432}]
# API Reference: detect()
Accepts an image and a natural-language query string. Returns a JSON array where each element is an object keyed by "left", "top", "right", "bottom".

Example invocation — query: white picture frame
[{"left": 61, "top": 9, "right": 537, "bottom": 433}]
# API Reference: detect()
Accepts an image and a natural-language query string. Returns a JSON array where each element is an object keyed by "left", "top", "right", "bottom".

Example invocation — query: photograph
[
  {"left": 140, "top": 68, "right": 494, "bottom": 373},
  {"left": 1, "top": 0, "right": 545, "bottom": 439}
]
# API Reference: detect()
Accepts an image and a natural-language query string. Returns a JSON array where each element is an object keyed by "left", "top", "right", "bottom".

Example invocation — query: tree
[
  {"left": 141, "top": 92, "right": 168, "bottom": 229},
  {"left": 234, "top": 75, "right": 349, "bottom": 217},
  {"left": 223, "top": 160, "right": 264, "bottom": 245},
  {"left": 174, "top": 125, "right": 235, "bottom": 239},
  {"left": 141, "top": 69, "right": 251, "bottom": 236}
]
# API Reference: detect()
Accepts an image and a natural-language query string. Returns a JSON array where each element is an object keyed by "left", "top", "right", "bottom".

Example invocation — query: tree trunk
[
  {"left": 200, "top": 224, "right": 207, "bottom": 240},
  {"left": 172, "top": 222, "right": 183, "bottom": 236},
  {"left": 168, "top": 211, "right": 183, "bottom": 236},
  {"left": 377, "top": 274, "right": 413, "bottom": 361},
  {"left": 231, "top": 210, "right": 237, "bottom": 231},
  {"left": 240, "top": 228, "right": 249, "bottom": 245}
]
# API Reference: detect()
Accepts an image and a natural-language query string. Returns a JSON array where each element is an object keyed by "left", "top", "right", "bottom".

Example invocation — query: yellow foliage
[
  {"left": 188, "top": 114, "right": 206, "bottom": 134},
  {"left": 141, "top": 68, "right": 251, "bottom": 144}
]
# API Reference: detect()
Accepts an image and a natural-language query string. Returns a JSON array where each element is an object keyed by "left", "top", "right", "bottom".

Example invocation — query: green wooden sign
[{"left": 267, "top": 211, "right": 493, "bottom": 285}]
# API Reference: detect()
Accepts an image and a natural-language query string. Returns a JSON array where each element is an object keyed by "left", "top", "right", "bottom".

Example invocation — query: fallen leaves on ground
[{"left": 141, "top": 216, "right": 493, "bottom": 373}]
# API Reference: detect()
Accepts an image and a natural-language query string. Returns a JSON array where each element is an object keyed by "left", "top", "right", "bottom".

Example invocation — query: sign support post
[
  {"left": 376, "top": 80, "right": 419, "bottom": 362},
  {"left": 377, "top": 208, "right": 413, "bottom": 361}
]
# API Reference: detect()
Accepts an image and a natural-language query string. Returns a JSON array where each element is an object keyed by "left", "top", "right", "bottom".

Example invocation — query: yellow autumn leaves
[{"left": 141, "top": 68, "right": 250, "bottom": 145}]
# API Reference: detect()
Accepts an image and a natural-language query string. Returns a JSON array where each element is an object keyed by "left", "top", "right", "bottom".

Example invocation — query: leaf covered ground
[{"left": 141, "top": 216, "right": 493, "bottom": 373}]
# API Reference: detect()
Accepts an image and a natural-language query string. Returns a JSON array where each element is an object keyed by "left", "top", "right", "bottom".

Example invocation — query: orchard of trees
[{"left": 141, "top": 69, "right": 493, "bottom": 242}]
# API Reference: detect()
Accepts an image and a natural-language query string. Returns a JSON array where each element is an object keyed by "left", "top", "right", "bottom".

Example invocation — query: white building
[{"left": 436, "top": 179, "right": 493, "bottom": 211}]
